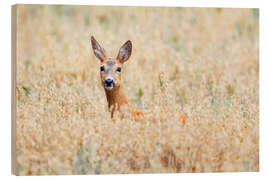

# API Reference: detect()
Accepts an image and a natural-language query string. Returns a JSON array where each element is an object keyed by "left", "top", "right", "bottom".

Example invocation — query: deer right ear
[
  {"left": 91, "top": 36, "right": 107, "bottom": 62},
  {"left": 117, "top": 40, "right": 132, "bottom": 63}
]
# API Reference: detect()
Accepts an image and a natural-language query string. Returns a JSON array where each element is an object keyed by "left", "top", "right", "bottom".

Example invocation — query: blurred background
[{"left": 16, "top": 5, "right": 259, "bottom": 175}]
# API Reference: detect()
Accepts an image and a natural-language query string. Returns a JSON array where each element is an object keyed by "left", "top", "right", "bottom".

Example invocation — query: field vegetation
[{"left": 15, "top": 5, "right": 259, "bottom": 175}]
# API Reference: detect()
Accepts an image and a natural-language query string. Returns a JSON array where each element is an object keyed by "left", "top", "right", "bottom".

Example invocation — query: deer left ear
[
  {"left": 91, "top": 36, "right": 107, "bottom": 62},
  {"left": 117, "top": 40, "right": 132, "bottom": 63}
]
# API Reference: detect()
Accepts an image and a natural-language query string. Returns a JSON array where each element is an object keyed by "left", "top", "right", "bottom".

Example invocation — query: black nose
[{"left": 104, "top": 79, "right": 114, "bottom": 87}]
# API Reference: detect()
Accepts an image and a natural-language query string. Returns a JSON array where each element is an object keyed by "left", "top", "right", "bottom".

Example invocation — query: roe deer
[
  {"left": 91, "top": 36, "right": 143, "bottom": 119},
  {"left": 90, "top": 36, "right": 187, "bottom": 124}
]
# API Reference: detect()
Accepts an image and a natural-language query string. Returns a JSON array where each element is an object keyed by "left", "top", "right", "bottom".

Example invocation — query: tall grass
[{"left": 15, "top": 5, "right": 259, "bottom": 175}]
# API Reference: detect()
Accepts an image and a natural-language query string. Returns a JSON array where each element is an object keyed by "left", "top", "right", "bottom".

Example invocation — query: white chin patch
[{"left": 105, "top": 86, "right": 114, "bottom": 90}]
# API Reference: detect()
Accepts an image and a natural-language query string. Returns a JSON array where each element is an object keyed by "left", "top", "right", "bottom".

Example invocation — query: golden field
[{"left": 15, "top": 5, "right": 259, "bottom": 175}]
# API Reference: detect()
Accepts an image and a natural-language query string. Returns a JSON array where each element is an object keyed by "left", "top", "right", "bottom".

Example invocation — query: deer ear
[
  {"left": 91, "top": 36, "right": 106, "bottom": 62},
  {"left": 117, "top": 40, "right": 132, "bottom": 63}
]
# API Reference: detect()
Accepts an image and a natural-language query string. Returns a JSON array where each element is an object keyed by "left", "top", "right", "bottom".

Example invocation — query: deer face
[
  {"left": 91, "top": 36, "right": 132, "bottom": 91},
  {"left": 100, "top": 57, "right": 122, "bottom": 90}
]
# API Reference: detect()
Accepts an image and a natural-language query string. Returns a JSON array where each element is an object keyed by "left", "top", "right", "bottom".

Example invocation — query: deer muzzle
[{"left": 104, "top": 78, "right": 115, "bottom": 90}]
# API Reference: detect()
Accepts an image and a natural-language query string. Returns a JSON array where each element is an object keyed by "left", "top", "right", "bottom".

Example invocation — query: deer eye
[
  {"left": 100, "top": 66, "right": 105, "bottom": 72},
  {"left": 116, "top": 67, "right": 121, "bottom": 72}
]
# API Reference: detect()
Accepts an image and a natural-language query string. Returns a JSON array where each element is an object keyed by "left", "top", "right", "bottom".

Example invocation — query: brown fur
[
  {"left": 91, "top": 36, "right": 143, "bottom": 119},
  {"left": 105, "top": 85, "right": 128, "bottom": 118}
]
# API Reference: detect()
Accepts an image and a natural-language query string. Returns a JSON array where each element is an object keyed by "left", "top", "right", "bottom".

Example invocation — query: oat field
[{"left": 15, "top": 5, "right": 259, "bottom": 175}]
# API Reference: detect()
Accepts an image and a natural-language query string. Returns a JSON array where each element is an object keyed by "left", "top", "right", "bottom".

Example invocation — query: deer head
[{"left": 91, "top": 36, "right": 132, "bottom": 91}]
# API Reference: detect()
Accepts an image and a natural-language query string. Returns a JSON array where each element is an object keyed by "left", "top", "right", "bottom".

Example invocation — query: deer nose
[{"left": 104, "top": 78, "right": 114, "bottom": 87}]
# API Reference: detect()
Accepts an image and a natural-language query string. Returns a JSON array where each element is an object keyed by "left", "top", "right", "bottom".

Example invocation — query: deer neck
[{"left": 104, "top": 85, "right": 128, "bottom": 114}]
